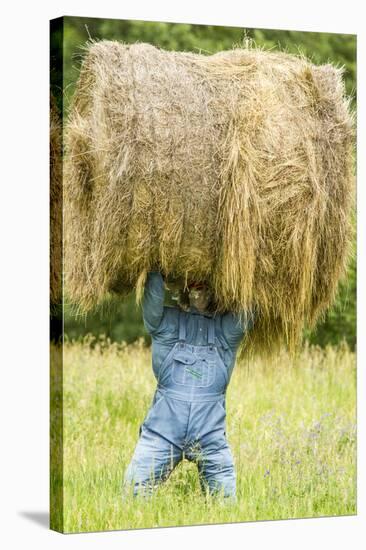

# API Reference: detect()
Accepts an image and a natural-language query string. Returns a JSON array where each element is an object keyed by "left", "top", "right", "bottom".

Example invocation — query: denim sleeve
[
  {"left": 221, "top": 311, "right": 254, "bottom": 350},
  {"left": 142, "top": 272, "right": 165, "bottom": 334}
]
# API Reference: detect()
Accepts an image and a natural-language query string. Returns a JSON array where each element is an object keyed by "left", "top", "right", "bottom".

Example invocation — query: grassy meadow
[{"left": 52, "top": 337, "right": 356, "bottom": 533}]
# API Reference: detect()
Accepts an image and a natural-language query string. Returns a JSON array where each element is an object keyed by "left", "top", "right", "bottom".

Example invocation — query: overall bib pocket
[{"left": 171, "top": 350, "right": 216, "bottom": 387}]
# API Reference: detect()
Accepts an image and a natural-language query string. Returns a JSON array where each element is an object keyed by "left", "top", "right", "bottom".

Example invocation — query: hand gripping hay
[{"left": 64, "top": 40, "right": 354, "bottom": 353}]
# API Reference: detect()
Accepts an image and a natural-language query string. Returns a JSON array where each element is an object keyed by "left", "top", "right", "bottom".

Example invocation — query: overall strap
[
  {"left": 207, "top": 317, "right": 215, "bottom": 347},
  {"left": 178, "top": 310, "right": 187, "bottom": 342}
]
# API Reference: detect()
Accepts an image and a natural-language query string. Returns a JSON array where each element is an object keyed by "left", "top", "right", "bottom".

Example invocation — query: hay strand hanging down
[{"left": 64, "top": 40, "right": 354, "bottom": 352}]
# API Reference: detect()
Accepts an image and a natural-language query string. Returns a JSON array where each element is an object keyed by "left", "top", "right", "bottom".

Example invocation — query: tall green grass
[{"left": 52, "top": 338, "right": 356, "bottom": 532}]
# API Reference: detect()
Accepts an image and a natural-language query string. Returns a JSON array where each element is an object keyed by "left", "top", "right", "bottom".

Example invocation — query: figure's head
[
  {"left": 187, "top": 282, "right": 211, "bottom": 313},
  {"left": 164, "top": 277, "right": 216, "bottom": 314}
]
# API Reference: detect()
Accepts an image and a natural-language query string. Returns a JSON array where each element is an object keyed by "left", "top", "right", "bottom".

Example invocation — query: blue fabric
[{"left": 123, "top": 272, "right": 253, "bottom": 498}]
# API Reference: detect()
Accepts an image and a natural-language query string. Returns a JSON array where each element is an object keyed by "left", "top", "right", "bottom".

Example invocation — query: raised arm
[
  {"left": 142, "top": 272, "right": 165, "bottom": 334},
  {"left": 221, "top": 310, "right": 255, "bottom": 350}
]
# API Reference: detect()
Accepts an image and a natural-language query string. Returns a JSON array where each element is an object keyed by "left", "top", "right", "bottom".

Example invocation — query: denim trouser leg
[
  {"left": 192, "top": 437, "right": 236, "bottom": 499},
  {"left": 123, "top": 425, "right": 182, "bottom": 497}
]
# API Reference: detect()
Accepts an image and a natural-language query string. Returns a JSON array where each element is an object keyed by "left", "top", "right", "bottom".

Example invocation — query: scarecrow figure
[{"left": 123, "top": 271, "right": 254, "bottom": 499}]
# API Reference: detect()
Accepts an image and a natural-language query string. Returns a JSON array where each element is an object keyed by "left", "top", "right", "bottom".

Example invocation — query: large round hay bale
[
  {"left": 50, "top": 93, "right": 62, "bottom": 307},
  {"left": 64, "top": 40, "right": 354, "bottom": 352}
]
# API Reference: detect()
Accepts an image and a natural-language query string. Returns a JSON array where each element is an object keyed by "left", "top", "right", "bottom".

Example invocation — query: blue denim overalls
[{"left": 123, "top": 272, "right": 252, "bottom": 498}]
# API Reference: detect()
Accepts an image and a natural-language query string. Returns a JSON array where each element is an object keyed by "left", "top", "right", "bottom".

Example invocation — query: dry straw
[
  {"left": 50, "top": 93, "right": 63, "bottom": 307},
  {"left": 64, "top": 40, "right": 354, "bottom": 353}
]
